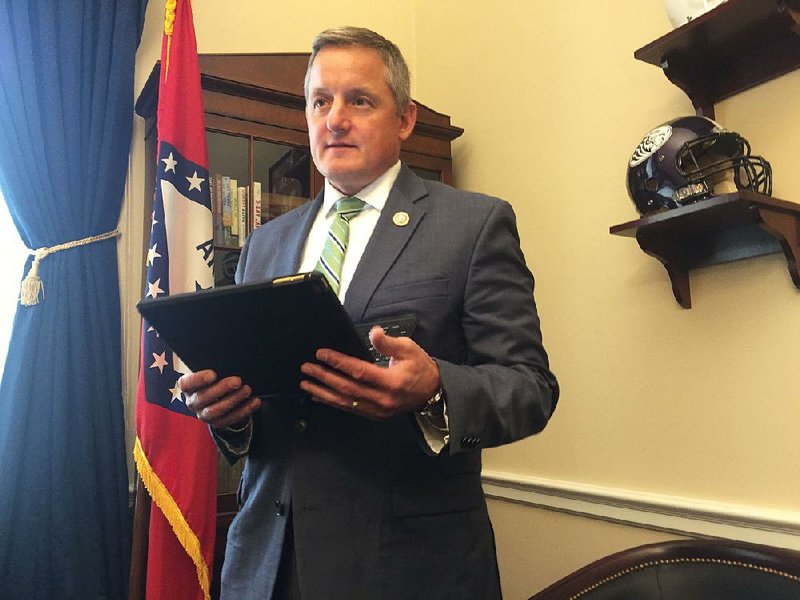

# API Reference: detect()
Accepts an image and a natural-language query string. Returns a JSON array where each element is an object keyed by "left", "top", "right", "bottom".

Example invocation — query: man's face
[{"left": 305, "top": 46, "right": 417, "bottom": 196}]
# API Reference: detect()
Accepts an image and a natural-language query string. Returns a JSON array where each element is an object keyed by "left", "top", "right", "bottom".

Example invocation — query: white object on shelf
[{"left": 664, "top": 0, "right": 726, "bottom": 28}]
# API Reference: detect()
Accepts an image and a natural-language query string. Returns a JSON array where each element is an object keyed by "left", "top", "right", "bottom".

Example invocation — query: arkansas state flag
[{"left": 134, "top": 1, "right": 217, "bottom": 599}]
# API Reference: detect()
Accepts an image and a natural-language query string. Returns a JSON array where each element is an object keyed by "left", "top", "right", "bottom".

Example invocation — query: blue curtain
[{"left": 0, "top": 1, "right": 148, "bottom": 598}]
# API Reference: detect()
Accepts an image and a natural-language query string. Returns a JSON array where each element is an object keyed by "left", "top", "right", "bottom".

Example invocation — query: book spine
[
  {"left": 237, "top": 186, "right": 247, "bottom": 247},
  {"left": 252, "top": 181, "right": 262, "bottom": 230},
  {"left": 212, "top": 173, "right": 223, "bottom": 245},
  {"left": 229, "top": 177, "right": 239, "bottom": 242},
  {"left": 221, "top": 175, "right": 232, "bottom": 246}
]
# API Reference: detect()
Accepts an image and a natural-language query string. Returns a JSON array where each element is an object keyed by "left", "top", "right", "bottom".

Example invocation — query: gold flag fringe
[
  {"left": 134, "top": 436, "right": 212, "bottom": 600},
  {"left": 20, "top": 229, "right": 121, "bottom": 307}
]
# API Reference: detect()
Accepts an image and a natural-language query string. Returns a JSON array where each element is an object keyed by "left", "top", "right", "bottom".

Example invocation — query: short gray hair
[{"left": 304, "top": 26, "right": 411, "bottom": 117}]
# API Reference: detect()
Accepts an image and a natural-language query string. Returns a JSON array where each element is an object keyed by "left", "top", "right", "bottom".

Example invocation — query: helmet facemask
[{"left": 676, "top": 133, "right": 772, "bottom": 204}]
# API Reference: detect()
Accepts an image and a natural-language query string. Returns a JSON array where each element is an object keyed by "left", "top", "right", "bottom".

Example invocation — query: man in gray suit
[{"left": 180, "top": 26, "right": 559, "bottom": 600}]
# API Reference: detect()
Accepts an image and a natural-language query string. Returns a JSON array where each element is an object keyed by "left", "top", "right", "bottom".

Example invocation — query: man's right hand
[{"left": 180, "top": 370, "right": 261, "bottom": 430}]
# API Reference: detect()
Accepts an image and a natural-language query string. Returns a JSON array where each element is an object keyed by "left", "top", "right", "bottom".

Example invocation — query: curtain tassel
[
  {"left": 20, "top": 250, "right": 45, "bottom": 306},
  {"left": 20, "top": 229, "right": 121, "bottom": 307}
]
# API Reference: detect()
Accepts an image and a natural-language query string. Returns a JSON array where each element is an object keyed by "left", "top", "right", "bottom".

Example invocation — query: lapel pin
[{"left": 392, "top": 211, "right": 410, "bottom": 227}]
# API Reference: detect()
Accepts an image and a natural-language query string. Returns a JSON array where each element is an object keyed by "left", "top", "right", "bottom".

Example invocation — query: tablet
[{"left": 136, "top": 272, "right": 373, "bottom": 397}]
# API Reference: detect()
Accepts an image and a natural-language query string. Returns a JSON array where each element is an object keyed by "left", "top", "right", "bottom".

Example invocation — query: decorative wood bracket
[
  {"left": 610, "top": 193, "right": 800, "bottom": 308},
  {"left": 635, "top": 0, "right": 800, "bottom": 119}
]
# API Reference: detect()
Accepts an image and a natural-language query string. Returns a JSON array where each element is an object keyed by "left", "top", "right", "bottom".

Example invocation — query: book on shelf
[
  {"left": 212, "top": 174, "right": 223, "bottom": 245},
  {"left": 229, "top": 177, "right": 239, "bottom": 243},
  {"left": 237, "top": 186, "right": 247, "bottom": 248},
  {"left": 214, "top": 173, "right": 271, "bottom": 247},
  {"left": 221, "top": 174, "right": 232, "bottom": 246},
  {"left": 252, "top": 181, "right": 262, "bottom": 231}
]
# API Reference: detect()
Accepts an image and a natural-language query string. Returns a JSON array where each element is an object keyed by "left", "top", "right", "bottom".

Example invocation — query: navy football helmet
[{"left": 626, "top": 116, "right": 772, "bottom": 215}]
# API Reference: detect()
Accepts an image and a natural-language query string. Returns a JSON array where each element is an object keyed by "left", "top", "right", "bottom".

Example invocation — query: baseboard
[{"left": 481, "top": 470, "right": 800, "bottom": 551}]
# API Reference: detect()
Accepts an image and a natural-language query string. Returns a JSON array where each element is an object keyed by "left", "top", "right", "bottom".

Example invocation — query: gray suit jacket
[{"left": 218, "top": 166, "right": 559, "bottom": 600}]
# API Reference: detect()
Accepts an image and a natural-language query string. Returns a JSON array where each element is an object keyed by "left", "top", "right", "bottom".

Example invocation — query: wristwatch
[{"left": 418, "top": 388, "right": 445, "bottom": 418}]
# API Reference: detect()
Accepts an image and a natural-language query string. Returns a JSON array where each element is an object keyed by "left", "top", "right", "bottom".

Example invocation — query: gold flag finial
[
  {"left": 163, "top": 0, "right": 178, "bottom": 80},
  {"left": 164, "top": 0, "right": 177, "bottom": 35}
]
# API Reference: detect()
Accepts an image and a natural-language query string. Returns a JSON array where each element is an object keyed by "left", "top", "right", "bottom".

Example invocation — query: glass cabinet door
[
  {"left": 207, "top": 130, "right": 249, "bottom": 287},
  {"left": 254, "top": 139, "right": 312, "bottom": 223},
  {"left": 207, "top": 132, "right": 313, "bottom": 290}
]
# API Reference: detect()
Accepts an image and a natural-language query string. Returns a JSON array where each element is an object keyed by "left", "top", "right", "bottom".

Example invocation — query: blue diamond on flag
[{"left": 142, "top": 141, "right": 214, "bottom": 415}]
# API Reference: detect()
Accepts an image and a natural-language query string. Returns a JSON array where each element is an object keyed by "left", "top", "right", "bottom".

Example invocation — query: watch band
[{"left": 418, "top": 388, "right": 444, "bottom": 417}]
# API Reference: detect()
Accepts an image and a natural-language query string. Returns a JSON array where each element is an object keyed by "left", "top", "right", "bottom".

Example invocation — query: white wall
[{"left": 412, "top": 0, "right": 800, "bottom": 513}]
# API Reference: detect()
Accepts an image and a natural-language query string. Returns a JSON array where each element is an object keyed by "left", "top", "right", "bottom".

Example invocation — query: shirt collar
[{"left": 322, "top": 161, "right": 402, "bottom": 215}]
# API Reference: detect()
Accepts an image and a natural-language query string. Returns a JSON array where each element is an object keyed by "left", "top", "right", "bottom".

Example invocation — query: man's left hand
[{"left": 299, "top": 326, "right": 440, "bottom": 419}]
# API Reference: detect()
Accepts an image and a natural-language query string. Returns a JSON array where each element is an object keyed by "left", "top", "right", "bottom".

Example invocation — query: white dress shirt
[{"left": 298, "top": 161, "right": 400, "bottom": 302}]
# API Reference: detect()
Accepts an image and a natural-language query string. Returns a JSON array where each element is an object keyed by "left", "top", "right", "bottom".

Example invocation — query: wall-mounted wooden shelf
[
  {"left": 618, "top": 0, "right": 800, "bottom": 307},
  {"left": 610, "top": 192, "right": 800, "bottom": 308},
  {"left": 634, "top": 0, "right": 800, "bottom": 119}
]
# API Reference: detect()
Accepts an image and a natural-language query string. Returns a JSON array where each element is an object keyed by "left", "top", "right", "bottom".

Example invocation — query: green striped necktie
[{"left": 316, "top": 196, "right": 366, "bottom": 294}]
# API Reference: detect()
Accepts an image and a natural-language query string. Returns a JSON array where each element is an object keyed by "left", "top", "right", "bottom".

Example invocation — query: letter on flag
[{"left": 134, "top": 1, "right": 217, "bottom": 599}]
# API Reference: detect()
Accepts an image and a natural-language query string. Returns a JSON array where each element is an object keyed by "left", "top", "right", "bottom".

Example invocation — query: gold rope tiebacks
[{"left": 20, "top": 229, "right": 121, "bottom": 307}]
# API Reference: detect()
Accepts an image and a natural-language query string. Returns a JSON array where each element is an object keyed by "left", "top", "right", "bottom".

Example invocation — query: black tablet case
[{"left": 136, "top": 272, "right": 372, "bottom": 397}]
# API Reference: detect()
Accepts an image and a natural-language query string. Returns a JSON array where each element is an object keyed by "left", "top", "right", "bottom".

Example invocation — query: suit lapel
[{"left": 344, "top": 167, "right": 429, "bottom": 322}]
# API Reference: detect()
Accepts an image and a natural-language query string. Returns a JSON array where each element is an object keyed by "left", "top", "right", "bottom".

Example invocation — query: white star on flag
[
  {"left": 161, "top": 152, "right": 178, "bottom": 172},
  {"left": 186, "top": 171, "right": 204, "bottom": 191},
  {"left": 147, "top": 243, "right": 162, "bottom": 266},
  {"left": 150, "top": 351, "right": 168, "bottom": 374},
  {"left": 147, "top": 277, "right": 165, "bottom": 299},
  {"left": 169, "top": 382, "right": 184, "bottom": 404}
]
